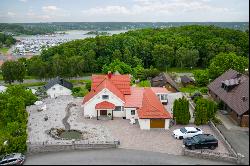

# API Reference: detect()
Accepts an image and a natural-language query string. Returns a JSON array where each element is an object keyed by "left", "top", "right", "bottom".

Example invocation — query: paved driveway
[
  {"left": 217, "top": 124, "right": 249, "bottom": 165},
  {"left": 77, "top": 116, "right": 229, "bottom": 155}
]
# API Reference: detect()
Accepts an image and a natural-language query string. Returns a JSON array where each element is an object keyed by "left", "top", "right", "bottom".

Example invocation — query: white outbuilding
[{"left": 44, "top": 76, "right": 73, "bottom": 98}]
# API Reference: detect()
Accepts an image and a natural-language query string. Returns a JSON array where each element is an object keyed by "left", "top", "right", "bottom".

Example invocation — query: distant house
[
  {"left": 181, "top": 75, "right": 195, "bottom": 87},
  {"left": 151, "top": 73, "right": 179, "bottom": 92},
  {"left": 82, "top": 73, "right": 172, "bottom": 130},
  {"left": 44, "top": 76, "right": 73, "bottom": 98},
  {"left": 208, "top": 69, "right": 249, "bottom": 127},
  {"left": 0, "top": 85, "right": 7, "bottom": 93}
]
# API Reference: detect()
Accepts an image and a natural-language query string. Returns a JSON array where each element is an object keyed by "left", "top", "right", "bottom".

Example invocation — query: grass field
[
  {"left": 0, "top": 47, "right": 9, "bottom": 55},
  {"left": 179, "top": 85, "right": 208, "bottom": 95},
  {"left": 166, "top": 67, "right": 202, "bottom": 73}
]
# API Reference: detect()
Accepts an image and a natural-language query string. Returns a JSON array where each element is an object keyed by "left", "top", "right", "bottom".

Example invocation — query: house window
[
  {"left": 52, "top": 88, "right": 55, "bottom": 90},
  {"left": 102, "top": 95, "right": 109, "bottom": 100},
  {"left": 160, "top": 94, "right": 167, "bottom": 100},
  {"left": 114, "top": 106, "right": 121, "bottom": 111},
  {"left": 131, "top": 110, "right": 136, "bottom": 115}
]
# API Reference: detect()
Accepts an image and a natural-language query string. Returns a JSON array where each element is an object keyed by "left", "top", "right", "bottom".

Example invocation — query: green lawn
[
  {"left": 0, "top": 47, "right": 9, "bottom": 54},
  {"left": 166, "top": 67, "right": 203, "bottom": 73},
  {"left": 179, "top": 85, "right": 208, "bottom": 95}
]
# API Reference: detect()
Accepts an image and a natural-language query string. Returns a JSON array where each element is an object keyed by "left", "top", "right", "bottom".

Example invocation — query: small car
[
  {"left": 0, "top": 153, "right": 25, "bottom": 165},
  {"left": 172, "top": 127, "right": 203, "bottom": 140},
  {"left": 183, "top": 134, "right": 218, "bottom": 150}
]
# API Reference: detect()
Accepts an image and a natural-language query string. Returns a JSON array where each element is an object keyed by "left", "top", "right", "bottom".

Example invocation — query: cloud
[
  {"left": 42, "top": 6, "right": 60, "bottom": 13},
  {"left": 82, "top": 5, "right": 131, "bottom": 15},
  {"left": 7, "top": 12, "right": 16, "bottom": 17},
  {"left": 81, "top": 0, "right": 229, "bottom": 18},
  {"left": 19, "top": 0, "right": 27, "bottom": 2}
]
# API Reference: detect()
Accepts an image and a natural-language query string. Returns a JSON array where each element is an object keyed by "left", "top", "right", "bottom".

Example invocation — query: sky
[{"left": 0, "top": 0, "right": 249, "bottom": 23}]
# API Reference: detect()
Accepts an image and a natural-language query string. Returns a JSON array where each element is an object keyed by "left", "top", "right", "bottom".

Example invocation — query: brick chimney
[{"left": 108, "top": 71, "right": 112, "bottom": 79}]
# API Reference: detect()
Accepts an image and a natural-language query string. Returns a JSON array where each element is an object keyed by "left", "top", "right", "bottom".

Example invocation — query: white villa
[{"left": 82, "top": 73, "right": 173, "bottom": 130}]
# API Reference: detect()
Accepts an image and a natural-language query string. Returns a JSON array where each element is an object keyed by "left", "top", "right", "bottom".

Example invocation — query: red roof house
[{"left": 83, "top": 73, "right": 173, "bottom": 130}]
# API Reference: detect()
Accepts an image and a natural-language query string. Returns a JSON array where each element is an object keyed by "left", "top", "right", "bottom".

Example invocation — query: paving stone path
[{"left": 62, "top": 102, "right": 77, "bottom": 131}]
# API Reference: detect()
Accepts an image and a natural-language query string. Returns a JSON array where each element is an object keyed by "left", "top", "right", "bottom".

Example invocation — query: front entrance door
[{"left": 100, "top": 110, "right": 107, "bottom": 116}]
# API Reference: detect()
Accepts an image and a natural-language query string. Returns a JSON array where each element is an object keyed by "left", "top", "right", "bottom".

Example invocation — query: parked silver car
[{"left": 0, "top": 153, "right": 25, "bottom": 165}]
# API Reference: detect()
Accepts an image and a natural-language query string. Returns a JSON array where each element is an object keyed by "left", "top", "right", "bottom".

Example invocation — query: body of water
[{"left": 14, "top": 30, "right": 128, "bottom": 40}]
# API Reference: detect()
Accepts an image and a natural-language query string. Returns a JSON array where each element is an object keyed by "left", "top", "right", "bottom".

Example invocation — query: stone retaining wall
[
  {"left": 182, "top": 147, "right": 244, "bottom": 164},
  {"left": 27, "top": 141, "right": 118, "bottom": 154}
]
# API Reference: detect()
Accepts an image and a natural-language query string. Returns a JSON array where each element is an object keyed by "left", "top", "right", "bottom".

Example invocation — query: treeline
[
  {"left": 1, "top": 25, "right": 249, "bottom": 83},
  {"left": 39, "top": 25, "right": 248, "bottom": 70},
  {"left": 0, "top": 23, "right": 54, "bottom": 35},
  {"left": 0, "top": 33, "right": 16, "bottom": 47}
]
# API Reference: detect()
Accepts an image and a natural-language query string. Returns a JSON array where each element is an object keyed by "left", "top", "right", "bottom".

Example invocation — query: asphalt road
[
  {"left": 217, "top": 125, "right": 249, "bottom": 165},
  {"left": 24, "top": 149, "right": 232, "bottom": 165}
]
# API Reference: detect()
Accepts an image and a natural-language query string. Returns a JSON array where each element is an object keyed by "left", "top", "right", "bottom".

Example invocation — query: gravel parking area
[{"left": 27, "top": 96, "right": 115, "bottom": 145}]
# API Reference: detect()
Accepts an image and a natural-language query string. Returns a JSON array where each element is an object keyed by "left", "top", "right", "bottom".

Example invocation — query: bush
[
  {"left": 217, "top": 101, "right": 224, "bottom": 110},
  {"left": 194, "top": 98, "right": 217, "bottom": 125},
  {"left": 85, "top": 80, "right": 92, "bottom": 91},
  {"left": 72, "top": 87, "right": 89, "bottom": 97},
  {"left": 173, "top": 97, "right": 191, "bottom": 125},
  {"left": 212, "top": 116, "right": 222, "bottom": 125},
  {"left": 200, "top": 87, "right": 208, "bottom": 94},
  {"left": 138, "top": 80, "right": 151, "bottom": 87}
]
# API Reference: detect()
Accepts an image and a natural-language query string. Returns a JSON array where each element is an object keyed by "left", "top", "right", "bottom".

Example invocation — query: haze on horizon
[{"left": 0, "top": 0, "right": 249, "bottom": 23}]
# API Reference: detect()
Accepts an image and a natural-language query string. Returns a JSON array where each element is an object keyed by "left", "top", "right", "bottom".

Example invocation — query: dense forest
[
  {"left": 39, "top": 25, "right": 248, "bottom": 69},
  {"left": 1, "top": 25, "right": 249, "bottom": 83},
  {"left": 0, "top": 33, "right": 16, "bottom": 47}
]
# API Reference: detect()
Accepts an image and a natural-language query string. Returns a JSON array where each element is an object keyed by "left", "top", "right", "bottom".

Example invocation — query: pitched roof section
[
  {"left": 83, "top": 78, "right": 125, "bottom": 104},
  {"left": 138, "top": 88, "right": 172, "bottom": 119},
  {"left": 124, "top": 87, "right": 144, "bottom": 108},
  {"left": 181, "top": 75, "right": 194, "bottom": 84},
  {"left": 95, "top": 101, "right": 115, "bottom": 110},
  {"left": 92, "top": 74, "right": 131, "bottom": 95},
  {"left": 208, "top": 69, "right": 249, "bottom": 115},
  {"left": 151, "top": 73, "right": 179, "bottom": 91},
  {"left": 44, "top": 76, "right": 73, "bottom": 90},
  {"left": 151, "top": 87, "right": 169, "bottom": 94}
]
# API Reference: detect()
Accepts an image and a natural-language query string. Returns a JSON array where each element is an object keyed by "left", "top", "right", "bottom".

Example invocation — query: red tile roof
[
  {"left": 138, "top": 88, "right": 172, "bottom": 119},
  {"left": 95, "top": 101, "right": 115, "bottom": 110},
  {"left": 151, "top": 87, "right": 169, "bottom": 94},
  {"left": 83, "top": 78, "right": 125, "bottom": 104},
  {"left": 92, "top": 74, "right": 131, "bottom": 95},
  {"left": 124, "top": 87, "right": 145, "bottom": 108}
]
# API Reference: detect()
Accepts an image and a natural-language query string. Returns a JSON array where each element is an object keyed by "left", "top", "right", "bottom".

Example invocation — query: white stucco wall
[
  {"left": 138, "top": 118, "right": 150, "bottom": 130},
  {"left": 46, "top": 84, "right": 72, "bottom": 98},
  {"left": 83, "top": 88, "right": 125, "bottom": 118},
  {"left": 125, "top": 108, "right": 138, "bottom": 119},
  {"left": 165, "top": 119, "right": 170, "bottom": 130}
]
